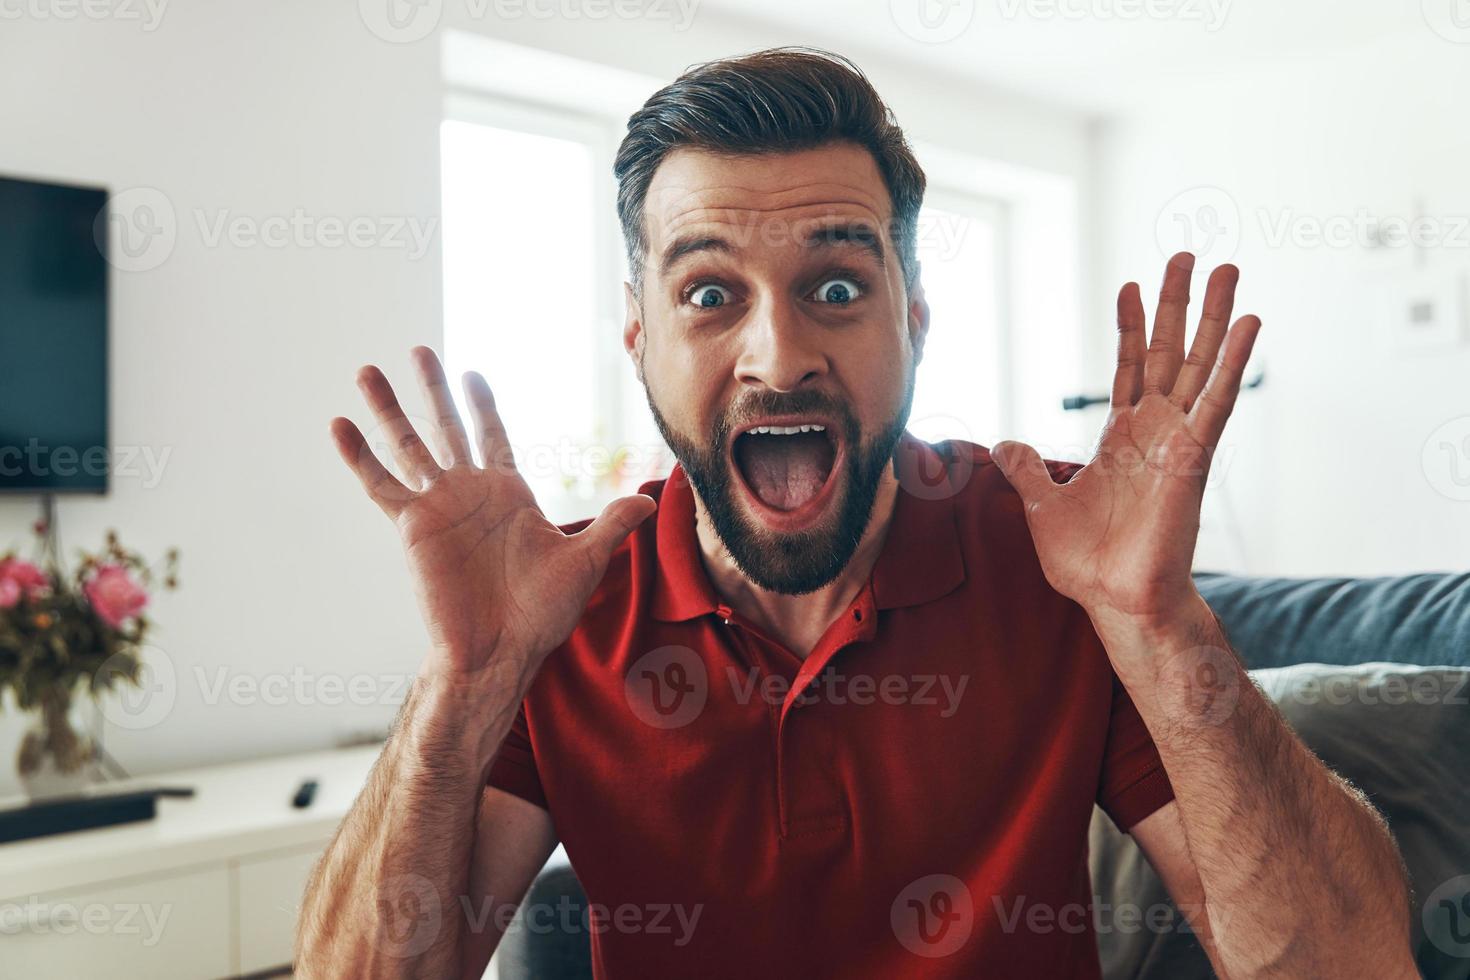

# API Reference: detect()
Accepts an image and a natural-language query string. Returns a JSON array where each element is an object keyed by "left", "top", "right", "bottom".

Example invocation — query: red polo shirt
[{"left": 487, "top": 435, "right": 1174, "bottom": 977}]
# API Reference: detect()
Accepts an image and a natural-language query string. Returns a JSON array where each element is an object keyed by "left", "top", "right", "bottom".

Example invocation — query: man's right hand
[{"left": 329, "top": 346, "right": 656, "bottom": 683}]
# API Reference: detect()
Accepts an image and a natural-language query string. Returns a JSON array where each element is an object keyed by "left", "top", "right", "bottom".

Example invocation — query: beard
[{"left": 643, "top": 369, "right": 915, "bottom": 596}]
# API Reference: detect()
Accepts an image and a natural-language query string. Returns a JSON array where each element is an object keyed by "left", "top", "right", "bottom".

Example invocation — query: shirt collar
[{"left": 649, "top": 433, "right": 967, "bottom": 622}]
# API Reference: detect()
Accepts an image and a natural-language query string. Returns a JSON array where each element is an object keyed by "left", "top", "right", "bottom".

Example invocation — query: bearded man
[{"left": 298, "top": 47, "right": 1415, "bottom": 980}]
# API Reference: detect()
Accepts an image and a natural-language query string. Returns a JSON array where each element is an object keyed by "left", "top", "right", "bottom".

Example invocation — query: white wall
[
  {"left": 1091, "top": 31, "right": 1470, "bottom": 577},
  {"left": 0, "top": 2, "right": 443, "bottom": 794},
  {"left": 0, "top": 3, "right": 1095, "bottom": 791}
]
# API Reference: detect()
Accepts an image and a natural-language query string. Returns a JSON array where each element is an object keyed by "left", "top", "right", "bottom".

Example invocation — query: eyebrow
[
  {"left": 804, "top": 221, "right": 887, "bottom": 268},
  {"left": 657, "top": 220, "right": 888, "bottom": 277},
  {"left": 659, "top": 235, "right": 732, "bottom": 275}
]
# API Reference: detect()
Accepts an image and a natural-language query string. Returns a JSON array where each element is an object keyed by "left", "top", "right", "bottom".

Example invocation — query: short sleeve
[
  {"left": 486, "top": 704, "right": 548, "bottom": 811},
  {"left": 1097, "top": 672, "right": 1175, "bottom": 831}
]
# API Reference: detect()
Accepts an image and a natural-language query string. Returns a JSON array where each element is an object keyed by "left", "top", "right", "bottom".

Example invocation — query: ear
[
  {"left": 622, "top": 281, "right": 646, "bottom": 381},
  {"left": 906, "top": 272, "right": 931, "bottom": 365}
]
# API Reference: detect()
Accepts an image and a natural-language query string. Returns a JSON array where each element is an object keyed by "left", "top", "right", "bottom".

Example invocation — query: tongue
[{"left": 734, "top": 431, "right": 836, "bottom": 511}]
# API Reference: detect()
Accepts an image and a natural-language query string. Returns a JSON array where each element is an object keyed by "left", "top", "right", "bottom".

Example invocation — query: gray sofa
[{"left": 497, "top": 572, "right": 1470, "bottom": 978}]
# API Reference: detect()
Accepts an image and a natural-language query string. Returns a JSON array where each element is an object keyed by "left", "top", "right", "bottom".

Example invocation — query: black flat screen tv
[{"left": 0, "top": 175, "right": 109, "bottom": 494}]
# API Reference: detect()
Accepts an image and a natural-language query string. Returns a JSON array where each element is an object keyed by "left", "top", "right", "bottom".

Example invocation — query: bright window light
[
  {"left": 907, "top": 201, "right": 1006, "bottom": 447},
  {"left": 441, "top": 119, "right": 598, "bottom": 518}
]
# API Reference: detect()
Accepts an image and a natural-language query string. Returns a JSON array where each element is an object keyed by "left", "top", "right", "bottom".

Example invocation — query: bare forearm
[
  {"left": 1093, "top": 596, "right": 1414, "bottom": 978},
  {"left": 295, "top": 656, "right": 530, "bottom": 978}
]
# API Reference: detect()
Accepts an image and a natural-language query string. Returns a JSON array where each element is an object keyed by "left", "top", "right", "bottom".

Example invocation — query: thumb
[
  {"left": 991, "top": 440, "right": 1055, "bottom": 507},
  {"left": 574, "top": 493, "right": 658, "bottom": 565}
]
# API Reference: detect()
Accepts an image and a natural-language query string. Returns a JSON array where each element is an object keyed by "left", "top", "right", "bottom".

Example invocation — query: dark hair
[{"left": 614, "top": 47, "right": 926, "bottom": 298}]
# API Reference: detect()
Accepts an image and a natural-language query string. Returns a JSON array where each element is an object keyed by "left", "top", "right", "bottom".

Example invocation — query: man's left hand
[{"left": 992, "top": 251, "right": 1261, "bottom": 652}]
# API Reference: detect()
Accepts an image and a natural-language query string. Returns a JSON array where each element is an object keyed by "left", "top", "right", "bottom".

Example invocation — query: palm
[
  {"left": 995, "top": 255, "right": 1261, "bottom": 624},
  {"left": 394, "top": 470, "right": 610, "bottom": 670},
  {"left": 330, "top": 348, "right": 654, "bottom": 677}
]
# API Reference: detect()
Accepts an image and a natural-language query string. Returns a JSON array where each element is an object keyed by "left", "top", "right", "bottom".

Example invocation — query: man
[{"left": 298, "top": 48, "right": 1415, "bottom": 978}]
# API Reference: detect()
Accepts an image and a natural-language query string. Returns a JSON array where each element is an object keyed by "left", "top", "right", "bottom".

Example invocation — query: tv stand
[{"left": 0, "top": 745, "right": 380, "bottom": 978}]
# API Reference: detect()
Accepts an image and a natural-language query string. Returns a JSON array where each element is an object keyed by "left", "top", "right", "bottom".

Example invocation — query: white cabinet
[
  {"left": 0, "top": 866, "right": 233, "bottom": 980},
  {"left": 0, "top": 746, "right": 381, "bottom": 978},
  {"left": 235, "top": 844, "right": 327, "bottom": 976}
]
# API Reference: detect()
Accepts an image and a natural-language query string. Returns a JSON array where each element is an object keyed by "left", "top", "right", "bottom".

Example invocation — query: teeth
[{"left": 749, "top": 424, "right": 826, "bottom": 436}]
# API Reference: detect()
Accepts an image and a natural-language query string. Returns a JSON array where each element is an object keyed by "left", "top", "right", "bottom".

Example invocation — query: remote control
[{"left": 292, "top": 779, "right": 318, "bottom": 809}]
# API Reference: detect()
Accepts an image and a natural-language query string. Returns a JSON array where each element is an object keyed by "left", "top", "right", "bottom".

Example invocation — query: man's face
[{"left": 624, "top": 142, "right": 929, "bottom": 595}]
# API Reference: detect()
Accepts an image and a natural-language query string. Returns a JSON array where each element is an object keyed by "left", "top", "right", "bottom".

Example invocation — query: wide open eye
[
  {"left": 688, "top": 284, "right": 732, "bottom": 309},
  {"left": 810, "top": 277, "right": 863, "bottom": 305}
]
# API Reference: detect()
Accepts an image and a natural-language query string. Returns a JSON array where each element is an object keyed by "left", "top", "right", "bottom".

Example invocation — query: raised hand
[
  {"left": 329, "top": 347, "right": 656, "bottom": 681},
  {"left": 992, "top": 253, "right": 1261, "bottom": 633}
]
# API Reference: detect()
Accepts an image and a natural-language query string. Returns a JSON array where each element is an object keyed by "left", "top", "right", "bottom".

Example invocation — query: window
[
  {"left": 440, "top": 99, "right": 641, "bottom": 524},
  {"left": 907, "top": 192, "right": 1009, "bottom": 447}
]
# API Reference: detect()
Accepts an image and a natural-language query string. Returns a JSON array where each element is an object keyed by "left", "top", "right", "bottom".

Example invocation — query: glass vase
[{"left": 16, "top": 686, "right": 102, "bottom": 800}]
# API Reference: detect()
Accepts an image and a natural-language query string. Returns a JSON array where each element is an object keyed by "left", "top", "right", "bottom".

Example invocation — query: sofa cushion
[
  {"left": 1091, "top": 662, "right": 1470, "bottom": 980},
  {"left": 1194, "top": 572, "right": 1470, "bottom": 670}
]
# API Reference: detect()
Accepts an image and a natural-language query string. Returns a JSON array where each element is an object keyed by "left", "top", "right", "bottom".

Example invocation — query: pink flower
[
  {"left": 0, "top": 558, "right": 48, "bottom": 608},
  {"left": 84, "top": 564, "right": 149, "bottom": 628}
]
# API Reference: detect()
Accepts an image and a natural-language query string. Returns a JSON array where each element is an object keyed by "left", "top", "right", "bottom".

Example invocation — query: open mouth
[{"left": 730, "top": 419, "right": 842, "bottom": 524}]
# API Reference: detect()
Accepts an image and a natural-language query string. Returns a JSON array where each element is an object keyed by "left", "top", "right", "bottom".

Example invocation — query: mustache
[{"left": 714, "top": 388, "right": 855, "bottom": 447}]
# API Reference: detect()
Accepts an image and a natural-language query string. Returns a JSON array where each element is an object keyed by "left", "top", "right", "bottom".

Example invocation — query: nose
[{"left": 734, "top": 297, "right": 829, "bottom": 393}]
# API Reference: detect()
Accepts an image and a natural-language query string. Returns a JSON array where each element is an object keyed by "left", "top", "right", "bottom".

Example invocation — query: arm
[
  {"left": 296, "top": 347, "right": 653, "bottom": 978},
  {"left": 457, "top": 788, "right": 558, "bottom": 978},
  {"left": 1119, "top": 612, "right": 1414, "bottom": 977},
  {"left": 994, "top": 254, "right": 1416, "bottom": 978},
  {"left": 1128, "top": 802, "right": 1219, "bottom": 959},
  {"left": 297, "top": 667, "right": 554, "bottom": 977}
]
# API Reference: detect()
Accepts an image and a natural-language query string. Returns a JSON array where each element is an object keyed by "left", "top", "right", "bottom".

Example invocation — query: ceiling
[{"left": 696, "top": 0, "right": 1446, "bottom": 114}]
